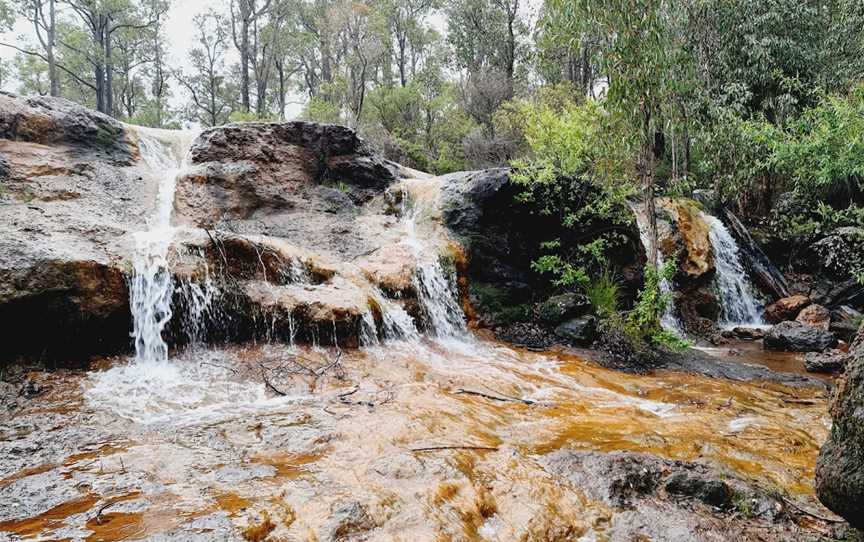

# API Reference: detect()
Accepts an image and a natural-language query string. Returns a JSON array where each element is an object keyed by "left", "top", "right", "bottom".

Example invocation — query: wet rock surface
[
  {"left": 764, "top": 321, "right": 838, "bottom": 352},
  {"left": 804, "top": 349, "right": 849, "bottom": 374},
  {"left": 0, "top": 94, "right": 157, "bottom": 362},
  {"left": 796, "top": 303, "right": 832, "bottom": 330},
  {"left": 541, "top": 450, "right": 840, "bottom": 542}
]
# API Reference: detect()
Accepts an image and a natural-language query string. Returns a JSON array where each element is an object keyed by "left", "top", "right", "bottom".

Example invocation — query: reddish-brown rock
[
  {"left": 763, "top": 295, "right": 811, "bottom": 323},
  {"left": 795, "top": 303, "right": 831, "bottom": 330}
]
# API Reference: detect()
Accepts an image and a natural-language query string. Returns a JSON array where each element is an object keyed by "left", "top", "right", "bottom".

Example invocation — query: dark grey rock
[
  {"left": 555, "top": 315, "right": 597, "bottom": 346},
  {"left": 804, "top": 349, "right": 849, "bottom": 374},
  {"left": 664, "top": 472, "right": 733, "bottom": 508},
  {"left": 763, "top": 321, "right": 838, "bottom": 352},
  {"left": 535, "top": 292, "right": 589, "bottom": 324}
]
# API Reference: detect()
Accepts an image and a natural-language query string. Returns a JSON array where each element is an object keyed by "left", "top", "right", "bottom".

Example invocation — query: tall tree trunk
[
  {"left": 47, "top": 0, "right": 59, "bottom": 96},
  {"left": 241, "top": 17, "right": 251, "bottom": 112},
  {"left": 95, "top": 63, "right": 105, "bottom": 113},
  {"left": 105, "top": 27, "right": 114, "bottom": 117},
  {"left": 642, "top": 107, "right": 658, "bottom": 268},
  {"left": 276, "top": 60, "right": 286, "bottom": 119}
]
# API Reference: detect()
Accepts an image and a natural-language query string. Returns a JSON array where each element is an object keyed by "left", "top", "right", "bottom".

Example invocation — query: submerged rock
[
  {"left": 804, "top": 349, "right": 849, "bottom": 374},
  {"left": 721, "top": 327, "right": 765, "bottom": 340},
  {"left": 817, "top": 324, "right": 864, "bottom": 527},
  {"left": 763, "top": 321, "right": 838, "bottom": 352},
  {"left": 764, "top": 295, "right": 812, "bottom": 324},
  {"left": 539, "top": 450, "right": 818, "bottom": 540}
]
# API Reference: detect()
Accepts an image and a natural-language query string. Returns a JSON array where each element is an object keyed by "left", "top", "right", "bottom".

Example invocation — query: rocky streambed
[
  {"left": 0, "top": 340, "right": 846, "bottom": 541},
  {"left": 1, "top": 94, "right": 863, "bottom": 541}
]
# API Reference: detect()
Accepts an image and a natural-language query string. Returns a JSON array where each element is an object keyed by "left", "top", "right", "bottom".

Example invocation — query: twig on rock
[
  {"left": 455, "top": 388, "right": 535, "bottom": 405},
  {"left": 410, "top": 445, "right": 500, "bottom": 453}
]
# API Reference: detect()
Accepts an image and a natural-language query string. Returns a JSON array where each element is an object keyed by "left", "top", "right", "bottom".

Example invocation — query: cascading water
[
  {"left": 631, "top": 203, "right": 686, "bottom": 336},
  {"left": 129, "top": 129, "right": 198, "bottom": 362},
  {"left": 399, "top": 188, "right": 469, "bottom": 340},
  {"left": 702, "top": 212, "right": 765, "bottom": 327}
]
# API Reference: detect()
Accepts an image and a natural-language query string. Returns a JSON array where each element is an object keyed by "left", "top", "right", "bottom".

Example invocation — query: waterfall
[
  {"left": 400, "top": 188, "right": 470, "bottom": 340},
  {"left": 702, "top": 213, "right": 765, "bottom": 328},
  {"left": 129, "top": 129, "right": 198, "bottom": 363},
  {"left": 631, "top": 203, "right": 686, "bottom": 336}
]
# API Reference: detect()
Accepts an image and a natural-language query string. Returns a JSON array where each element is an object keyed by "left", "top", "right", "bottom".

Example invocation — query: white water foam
[
  {"left": 400, "top": 190, "right": 470, "bottom": 341},
  {"left": 86, "top": 353, "right": 308, "bottom": 426},
  {"left": 703, "top": 213, "right": 766, "bottom": 328}
]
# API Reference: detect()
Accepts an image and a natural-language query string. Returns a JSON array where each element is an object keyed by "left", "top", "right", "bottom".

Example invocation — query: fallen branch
[
  {"left": 259, "top": 363, "right": 288, "bottom": 396},
  {"left": 782, "top": 398, "right": 819, "bottom": 406},
  {"left": 336, "top": 385, "right": 393, "bottom": 408},
  {"left": 781, "top": 496, "right": 845, "bottom": 524},
  {"left": 410, "top": 445, "right": 500, "bottom": 453},
  {"left": 455, "top": 388, "right": 535, "bottom": 405}
]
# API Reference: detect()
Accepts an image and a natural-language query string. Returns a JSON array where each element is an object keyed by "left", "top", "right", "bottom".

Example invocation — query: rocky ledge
[{"left": 0, "top": 94, "right": 446, "bottom": 362}]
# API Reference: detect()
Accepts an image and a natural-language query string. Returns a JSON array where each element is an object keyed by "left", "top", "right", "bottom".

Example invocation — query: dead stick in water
[
  {"left": 259, "top": 364, "right": 288, "bottom": 396},
  {"left": 782, "top": 398, "right": 819, "bottom": 405},
  {"left": 410, "top": 445, "right": 499, "bottom": 453},
  {"left": 455, "top": 388, "right": 535, "bottom": 405}
]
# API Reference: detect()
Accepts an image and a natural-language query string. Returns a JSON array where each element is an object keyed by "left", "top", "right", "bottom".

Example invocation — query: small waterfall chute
[
  {"left": 399, "top": 185, "right": 470, "bottom": 341},
  {"left": 128, "top": 127, "right": 199, "bottom": 363},
  {"left": 702, "top": 212, "right": 766, "bottom": 328}
]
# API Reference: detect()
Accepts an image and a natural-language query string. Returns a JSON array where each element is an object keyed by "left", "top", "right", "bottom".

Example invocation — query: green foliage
[
  {"left": 626, "top": 263, "right": 689, "bottom": 350},
  {"left": 510, "top": 97, "right": 635, "bottom": 291},
  {"left": 773, "top": 87, "right": 864, "bottom": 201},
  {"left": 302, "top": 97, "right": 343, "bottom": 125},
  {"left": 585, "top": 271, "right": 620, "bottom": 319}
]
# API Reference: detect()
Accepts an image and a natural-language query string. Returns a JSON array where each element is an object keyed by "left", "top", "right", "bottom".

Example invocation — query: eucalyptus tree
[
  {"left": 560, "top": 0, "right": 697, "bottom": 265},
  {"left": 378, "top": 0, "right": 436, "bottom": 87},
  {"left": 60, "top": 0, "right": 168, "bottom": 115},
  {"left": 177, "top": 11, "right": 235, "bottom": 126},
  {"left": 229, "top": 0, "right": 273, "bottom": 113},
  {"left": 446, "top": 0, "right": 525, "bottom": 135},
  {"left": 0, "top": 0, "right": 60, "bottom": 95}
]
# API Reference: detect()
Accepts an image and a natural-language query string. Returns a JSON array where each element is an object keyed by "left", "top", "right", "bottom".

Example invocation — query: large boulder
[
  {"left": 806, "top": 226, "right": 864, "bottom": 280},
  {"left": 764, "top": 295, "right": 812, "bottom": 323},
  {"left": 0, "top": 95, "right": 440, "bottom": 361},
  {"left": 441, "top": 169, "right": 643, "bottom": 335},
  {"left": 0, "top": 94, "right": 148, "bottom": 362},
  {"left": 658, "top": 198, "right": 714, "bottom": 279},
  {"left": 816, "top": 324, "right": 864, "bottom": 527},
  {"left": 763, "top": 321, "right": 838, "bottom": 352},
  {"left": 175, "top": 121, "right": 399, "bottom": 260}
]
